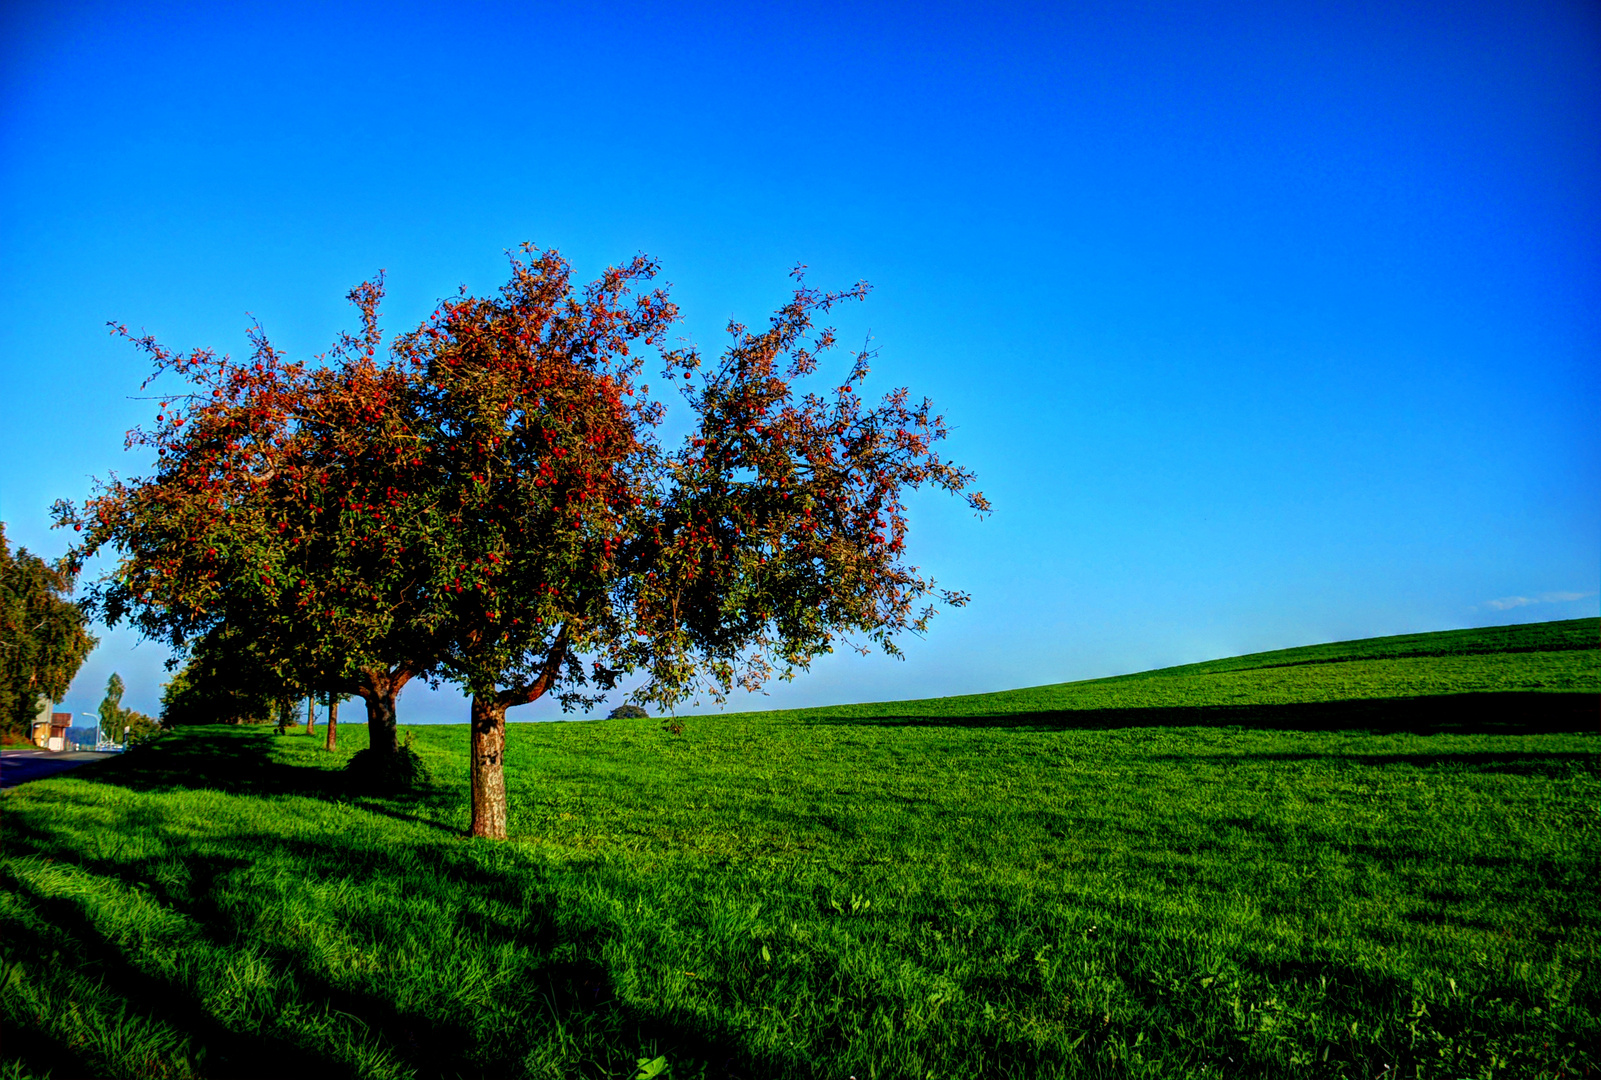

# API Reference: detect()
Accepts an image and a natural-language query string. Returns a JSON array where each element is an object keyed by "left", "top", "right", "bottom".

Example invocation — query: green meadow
[{"left": 2, "top": 618, "right": 1597, "bottom": 1079}]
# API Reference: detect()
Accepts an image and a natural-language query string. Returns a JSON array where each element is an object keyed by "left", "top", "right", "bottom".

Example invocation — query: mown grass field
[{"left": 2, "top": 618, "right": 1597, "bottom": 1079}]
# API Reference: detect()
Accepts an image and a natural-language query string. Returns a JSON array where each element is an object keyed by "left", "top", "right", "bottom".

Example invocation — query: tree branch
[{"left": 496, "top": 625, "right": 569, "bottom": 708}]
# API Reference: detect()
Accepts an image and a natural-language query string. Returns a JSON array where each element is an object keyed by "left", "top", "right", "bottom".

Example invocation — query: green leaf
[{"left": 633, "top": 1054, "right": 670, "bottom": 1079}]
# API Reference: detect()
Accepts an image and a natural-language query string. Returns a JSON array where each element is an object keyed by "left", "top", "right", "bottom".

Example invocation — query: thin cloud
[{"left": 1484, "top": 591, "right": 1593, "bottom": 612}]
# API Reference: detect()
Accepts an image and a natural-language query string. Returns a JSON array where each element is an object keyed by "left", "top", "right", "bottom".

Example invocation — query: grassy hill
[
  {"left": 2, "top": 618, "right": 1596, "bottom": 1079},
  {"left": 763, "top": 616, "right": 1598, "bottom": 726}
]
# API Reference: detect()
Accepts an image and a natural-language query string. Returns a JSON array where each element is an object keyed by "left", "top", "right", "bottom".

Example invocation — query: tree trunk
[
  {"left": 358, "top": 669, "right": 411, "bottom": 756},
  {"left": 325, "top": 698, "right": 338, "bottom": 752},
  {"left": 305, "top": 695, "right": 315, "bottom": 736},
  {"left": 469, "top": 695, "right": 509, "bottom": 840},
  {"left": 463, "top": 633, "right": 567, "bottom": 841},
  {"left": 363, "top": 689, "right": 399, "bottom": 755}
]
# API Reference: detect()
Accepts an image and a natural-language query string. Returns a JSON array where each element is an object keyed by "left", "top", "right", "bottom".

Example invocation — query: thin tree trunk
[
  {"left": 325, "top": 698, "right": 338, "bottom": 751},
  {"left": 469, "top": 694, "right": 509, "bottom": 840},
  {"left": 305, "top": 695, "right": 315, "bottom": 736}
]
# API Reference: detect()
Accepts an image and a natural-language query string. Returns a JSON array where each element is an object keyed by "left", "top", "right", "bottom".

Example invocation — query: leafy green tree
[
  {"left": 97, "top": 671, "right": 125, "bottom": 733},
  {"left": 393, "top": 248, "right": 679, "bottom": 834},
  {"left": 0, "top": 523, "right": 98, "bottom": 739},
  {"left": 158, "top": 625, "right": 288, "bottom": 725},
  {"left": 125, "top": 710, "right": 160, "bottom": 739},
  {"left": 96, "top": 671, "right": 161, "bottom": 742}
]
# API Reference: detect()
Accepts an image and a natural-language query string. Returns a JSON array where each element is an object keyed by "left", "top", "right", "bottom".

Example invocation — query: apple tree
[{"left": 400, "top": 251, "right": 988, "bottom": 837}]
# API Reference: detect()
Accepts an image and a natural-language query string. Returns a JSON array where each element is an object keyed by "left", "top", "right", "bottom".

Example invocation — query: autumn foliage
[
  {"left": 58, "top": 246, "right": 987, "bottom": 837},
  {"left": 633, "top": 272, "right": 989, "bottom": 708}
]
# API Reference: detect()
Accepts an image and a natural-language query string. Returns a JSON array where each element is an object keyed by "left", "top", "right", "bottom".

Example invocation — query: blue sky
[{"left": 3, "top": 0, "right": 1597, "bottom": 724}]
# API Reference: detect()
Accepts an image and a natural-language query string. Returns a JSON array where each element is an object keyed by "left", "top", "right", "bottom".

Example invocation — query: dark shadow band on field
[
  {"left": 2, "top": 784, "right": 800, "bottom": 1080},
  {"left": 19, "top": 726, "right": 347, "bottom": 797},
  {"left": 0, "top": 861, "right": 345, "bottom": 1079},
  {"left": 803, "top": 691, "right": 1599, "bottom": 735},
  {"left": 35, "top": 726, "right": 467, "bottom": 837},
  {"left": 1147, "top": 749, "right": 1598, "bottom": 777}
]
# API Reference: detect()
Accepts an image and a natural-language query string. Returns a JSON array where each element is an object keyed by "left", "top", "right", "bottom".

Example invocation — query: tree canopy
[
  {"left": 158, "top": 624, "right": 285, "bottom": 726},
  {"left": 61, "top": 279, "right": 447, "bottom": 753},
  {"left": 59, "top": 246, "right": 988, "bottom": 836}
]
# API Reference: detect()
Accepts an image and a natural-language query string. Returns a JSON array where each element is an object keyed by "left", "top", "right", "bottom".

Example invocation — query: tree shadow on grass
[
  {"left": 62, "top": 725, "right": 353, "bottom": 799},
  {"left": 1, "top": 775, "right": 799, "bottom": 1080},
  {"left": 0, "top": 1008, "right": 96, "bottom": 1080},
  {"left": 1147, "top": 749, "right": 1599, "bottom": 777},
  {"left": 0, "top": 877, "right": 343, "bottom": 1079},
  {"left": 811, "top": 691, "right": 1599, "bottom": 736},
  {"left": 43, "top": 725, "right": 468, "bottom": 838}
]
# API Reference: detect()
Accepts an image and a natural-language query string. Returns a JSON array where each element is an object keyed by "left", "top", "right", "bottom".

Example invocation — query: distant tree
[
  {"left": 96, "top": 671, "right": 161, "bottom": 742},
  {"left": 606, "top": 705, "right": 649, "bottom": 719},
  {"left": 0, "top": 524, "right": 97, "bottom": 739},
  {"left": 272, "top": 696, "right": 299, "bottom": 735},
  {"left": 157, "top": 668, "right": 193, "bottom": 724},
  {"left": 97, "top": 671, "right": 125, "bottom": 732},
  {"left": 122, "top": 708, "right": 160, "bottom": 741},
  {"left": 158, "top": 625, "right": 284, "bottom": 725},
  {"left": 322, "top": 690, "right": 348, "bottom": 751}
]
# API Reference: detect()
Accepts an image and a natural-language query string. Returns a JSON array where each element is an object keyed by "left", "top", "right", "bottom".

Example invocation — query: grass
[{"left": 1, "top": 617, "right": 1596, "bottom": 1079}]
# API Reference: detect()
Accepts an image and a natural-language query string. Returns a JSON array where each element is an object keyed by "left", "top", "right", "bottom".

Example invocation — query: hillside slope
[{"left": 763, "top": 617, "right": 1599, "bottom": 731}]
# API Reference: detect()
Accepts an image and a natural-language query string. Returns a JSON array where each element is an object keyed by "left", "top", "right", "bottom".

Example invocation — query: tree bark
[
  {"left": 305, "top": 695, "right": 315, "bottom": 736},
  {"left": 325, "top": 698, "right": 338, "bottom": 751},
  {"left": 469, "top": 695, "right": 509, "bottom": 840},
  {"left": 358, "top": 668, "right": 412, "bottom": 756},
  {"left": 466, "top": 630, "right": 567, "bottom": 841},
  {"left": 363, "top": 687, "right": 399, "bottom": 755}
]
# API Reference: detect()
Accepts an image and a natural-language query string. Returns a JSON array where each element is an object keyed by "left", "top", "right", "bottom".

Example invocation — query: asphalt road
[{"left": 0, "top": 748, "right": 120, "bottom": 789}]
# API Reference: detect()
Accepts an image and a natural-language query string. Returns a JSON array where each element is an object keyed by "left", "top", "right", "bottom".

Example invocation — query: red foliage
[
  {"left": 58, "top": 246, "right": 987, "bottom": 834},
  {"left": 635, "top": 267, "right": 990, "bottom": 709}
]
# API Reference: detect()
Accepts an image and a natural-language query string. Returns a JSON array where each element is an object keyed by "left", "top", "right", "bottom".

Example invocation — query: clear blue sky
[{"left": 3, "top": 0, "right": 1597, "bottom": 724}]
